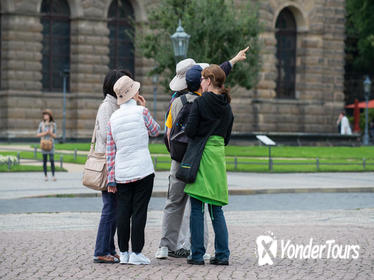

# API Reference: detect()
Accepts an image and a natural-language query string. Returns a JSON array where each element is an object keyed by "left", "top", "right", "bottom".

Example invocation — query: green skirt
[{"left": 184, "top": 135, "right": 228, "bottom": 206}]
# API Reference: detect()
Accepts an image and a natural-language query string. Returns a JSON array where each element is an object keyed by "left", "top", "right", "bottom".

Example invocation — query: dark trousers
[
  {"left": 94, "top": 191, "right": 117, "bottom": 257},
  {"left": 116, "top": 173, "right": 154, "bottom": 253},
  {"left": 190, "top": 197, "right": 230, "bottom": 262},
  {"left": 42, "top": 153, "right": 55, "bottom": 176}
]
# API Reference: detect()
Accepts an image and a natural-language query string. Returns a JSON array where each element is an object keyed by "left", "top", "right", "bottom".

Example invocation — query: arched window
[
  {"left": 275, "top": 8, "right": 297, "bottom": 99},
  {"left": 41, "top": 0, "right": 70, "bottom": 92},
  {"left": 108, "top": 0, "right": 135, "bottom": 75}
]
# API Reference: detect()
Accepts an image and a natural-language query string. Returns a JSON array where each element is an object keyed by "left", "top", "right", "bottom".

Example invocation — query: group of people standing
[
  {"left": 90, "top": 46, "right": 248, "bottom": 266},
  {"left": 36, "top": 47, "right": 248, "bottom": 265}
]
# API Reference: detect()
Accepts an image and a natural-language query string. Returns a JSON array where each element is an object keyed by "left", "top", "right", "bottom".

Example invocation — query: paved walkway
[
  {"left": 1, "top": 145, "right": 373, "bottom": 279},
  {"left": 0, "top": 171, "right": 373, "bottom": 199},
  {"left": 0, "top": 209, "right": 373, "bottom": 280}
]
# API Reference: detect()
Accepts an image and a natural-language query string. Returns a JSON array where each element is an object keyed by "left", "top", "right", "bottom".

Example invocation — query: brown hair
[
  {"left": 201, "top": 64, "right": 231, "bottom": 103},
  {"left": 42, "top": 109, "right": 54, "bottom": 122}
]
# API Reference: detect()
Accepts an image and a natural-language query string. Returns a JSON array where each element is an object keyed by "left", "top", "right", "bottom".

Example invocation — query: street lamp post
[
  {"left": 62, "top": 68, "right": 70, "bottom": 143},
  {"left": 152, "top": 74, "right": 159, "bottom": 121},
  {"left": 170, "top": 19, "right": 190, "bottom": 62},
  {"left": 363, "top": 76, "right": 372, "bottom": 146}
]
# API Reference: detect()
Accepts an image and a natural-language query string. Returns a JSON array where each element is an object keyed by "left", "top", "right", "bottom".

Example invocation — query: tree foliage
[
  {"left": 137, "top": 0, "right": 261, "bottom": 91},
  {"left": 346, "top": 0, "right": 374, "bottom": 73}
]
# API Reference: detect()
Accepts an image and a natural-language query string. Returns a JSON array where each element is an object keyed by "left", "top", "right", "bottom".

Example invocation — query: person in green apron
[{"left": 184, "top": 64, "right": 234, "bottom": 265}]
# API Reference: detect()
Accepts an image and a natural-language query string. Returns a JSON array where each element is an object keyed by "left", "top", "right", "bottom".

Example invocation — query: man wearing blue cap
[{"left": 156, "top": 47, "right": 249, "bottom": 260}]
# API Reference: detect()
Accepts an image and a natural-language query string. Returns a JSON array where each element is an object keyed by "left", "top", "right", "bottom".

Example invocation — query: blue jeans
[
  {"left": 94, "top": 191, "right": 117, "bottom": 257},
  {"left": 190, "top": 197, "right": 230, "bottom": 261}
]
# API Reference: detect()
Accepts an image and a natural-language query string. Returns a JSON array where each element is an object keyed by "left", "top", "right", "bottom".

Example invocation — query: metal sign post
[
  {"left": 62, "top": 68, "right": 70, "bottom": 143},
  {"left": 256, "top": 135, "right": 276, "bottom": 171},
  {"left": 152, "top": 74, "right": 159, "bottom": 122}
]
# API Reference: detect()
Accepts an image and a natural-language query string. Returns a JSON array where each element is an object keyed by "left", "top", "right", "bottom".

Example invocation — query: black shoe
[
  {"left": 93, "top": 255, "right": 118, "bottom": 264},
  {"left": 210, "top": 257, "right": 229, "bottom": 265},
  {"left": 168, "top": 248, "right": 190, "bottom": 258},
  {"left": 187, "top": 259, "right": 205, "bottom": 265}
]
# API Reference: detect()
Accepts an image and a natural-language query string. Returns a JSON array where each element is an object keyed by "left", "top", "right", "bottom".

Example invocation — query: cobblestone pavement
[{"left": 0, "top": 210, "right": 373, "bottom": 280}]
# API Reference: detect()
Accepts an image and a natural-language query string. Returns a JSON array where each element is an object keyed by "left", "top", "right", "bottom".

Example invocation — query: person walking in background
[
  {"left": 340, "top": 112, "right": 352, "bottom": 135},
  {"left": 336, "top": 112, "right": 343, "bottom": 133},
  {"left": 106, "top": 75, "right": 160, "bottom": 265},
  {"left": 183, "top": 65, "right": 234, "bottom": 265},
  {"left": 36, "top": 109, "right": 57, "bottom": 182},
  {"left": 93, "top": 69, "right": 133, "bottom": 264},
  {"left": 370, "top": 119, "right": 374, "bottom": 141}
]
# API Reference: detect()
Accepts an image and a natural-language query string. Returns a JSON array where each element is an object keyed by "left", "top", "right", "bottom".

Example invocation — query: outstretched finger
[{"left": 242, "top": 46, "right": 250, "bottom": 53}]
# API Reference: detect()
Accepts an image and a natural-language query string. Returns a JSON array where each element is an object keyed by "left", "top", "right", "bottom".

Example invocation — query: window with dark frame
[
  {"left": 41, "top": 0, "right": 70, "bottom": 92},
  {"left": 107, "top": 0, "right": 135, "bottom": 76},
  {"left": 275, "top": 8, "right": 297, "bottom": 99}
]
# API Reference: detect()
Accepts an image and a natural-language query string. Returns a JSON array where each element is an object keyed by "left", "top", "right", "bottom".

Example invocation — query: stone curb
[{"left": 20, "top": 187, "right": 374, "bottom": 199}]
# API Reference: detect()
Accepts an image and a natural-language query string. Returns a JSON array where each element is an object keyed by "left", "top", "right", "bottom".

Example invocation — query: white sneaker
[
  {"left": 128, "top": 252, "right": 151, "bottom": 265},
  {"left": 155, "top": 246, "right": 168, "bottom": 259},
  {"left": 119, "top": 251, "right": 129, "bottom": 264}
]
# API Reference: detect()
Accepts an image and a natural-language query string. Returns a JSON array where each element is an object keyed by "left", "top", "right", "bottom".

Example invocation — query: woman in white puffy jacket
[{"left": 106, "top": 75, "right": 160, "bottom": 265}]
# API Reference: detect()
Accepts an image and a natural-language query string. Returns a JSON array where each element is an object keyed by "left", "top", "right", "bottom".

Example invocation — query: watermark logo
[
  {"left": 256, "top": 232, "right": 277, "bottom": 266},
  {"left": 256, "top": 232, "right": 360, "bottom": 266}
]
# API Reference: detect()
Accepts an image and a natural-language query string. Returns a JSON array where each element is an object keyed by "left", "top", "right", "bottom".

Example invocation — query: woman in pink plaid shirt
[{"left": 106, "top": 75, "right": 160, "bottom": 265}]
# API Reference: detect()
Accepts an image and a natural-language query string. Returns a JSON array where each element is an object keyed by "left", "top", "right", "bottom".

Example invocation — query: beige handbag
[
  {"left": 82, "top": 124, "right": 108, "bottom": 191},
  {"left": 40, "top": 123, "right": 53, "bottom": 151}
]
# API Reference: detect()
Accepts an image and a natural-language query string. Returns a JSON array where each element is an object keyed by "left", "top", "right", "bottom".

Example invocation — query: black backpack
[
  {"left": 164, "top": 91, "right": 186, "bottom": 152},
  {"left": 169, "top": 94, "right": 194, "bottom": 162}
]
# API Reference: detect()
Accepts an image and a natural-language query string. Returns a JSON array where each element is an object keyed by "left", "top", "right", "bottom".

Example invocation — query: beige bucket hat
[
  {"left": 197, "top": 63, "right": 209, "bottom": 69},
  {"left": 169, "top": 58, "right": 196, "bottom": 91},
  {"left": 113, "top": 76, "right": 140, "bottom": 105}
]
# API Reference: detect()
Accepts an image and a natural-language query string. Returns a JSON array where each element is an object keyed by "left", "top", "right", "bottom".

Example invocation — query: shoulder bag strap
[
  {"left": 89, "top": 99, "right": 108, "bottom": 154},
  {"left": 89, "top": 121, "right": 98, "bottom": 154},
  {"left": 41, "top": 122, "right": 46, "bottom": 140},
  {"left": 181, "top": 94, "right": 188, "bottom": 106}
]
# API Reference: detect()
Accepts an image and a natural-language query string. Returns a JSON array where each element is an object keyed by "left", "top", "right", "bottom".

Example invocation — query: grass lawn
[
  {"left": 151, "top": 156, "right": 374, "bottom": 172},
  {"left": 153, "top": 144, "right": 374, "bottom": 160},
  {"left": 1, "top": 150, "right": 373, "bottom": 172},
  {"left": 224, "top": 146, "right": 374, "bottom": 159},
  {"left": 0, "top": 165, "right": 66, "bottom": 172},
  {"left": 3, "top": 143, "right": 372, "bottom": 172},
  {"left": 1, "top": 151, "right": 86, "bottom": 164},
  {"left": 30, "top": 143, "right": 92, "bottom": 152},
  {"left": 40, "top": 143, "right": 374, "bottom": 160}
]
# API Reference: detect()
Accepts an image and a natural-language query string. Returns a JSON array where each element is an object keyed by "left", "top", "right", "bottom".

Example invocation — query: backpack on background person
[
  {"left": 169, "top": 94, "right": 194, "bottom": 162},
  {"left": 164, "top": 91, "right": 187, "bottom": 152}
]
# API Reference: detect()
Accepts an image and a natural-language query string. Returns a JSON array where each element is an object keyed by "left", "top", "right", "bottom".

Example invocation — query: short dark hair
[{"left": 103, "top": 69, "right": 133, "bottom": 98}]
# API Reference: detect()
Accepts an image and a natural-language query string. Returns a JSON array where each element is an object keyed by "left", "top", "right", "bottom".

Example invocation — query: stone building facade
[{"left": 0, "top": 0, "right": 346, "bottom": 140}]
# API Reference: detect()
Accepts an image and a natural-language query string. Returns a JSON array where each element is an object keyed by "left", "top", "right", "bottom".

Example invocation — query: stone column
[
  {"left": 69, "top": 18, "right": 110, "bottom": 138},
  {"left": 252, "top": 3, "right": 279, "bottom": 132},
  {"left": 321, "top": 0, "right": 346, "bottom": 132},
  {"left": 0, "top": 12, "right": 43, "bottom": 138}
]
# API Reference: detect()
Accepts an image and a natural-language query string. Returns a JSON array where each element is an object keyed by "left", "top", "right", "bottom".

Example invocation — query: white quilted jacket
[{"left": 109, "top": 100, "right": 154, "bottom": 182}]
